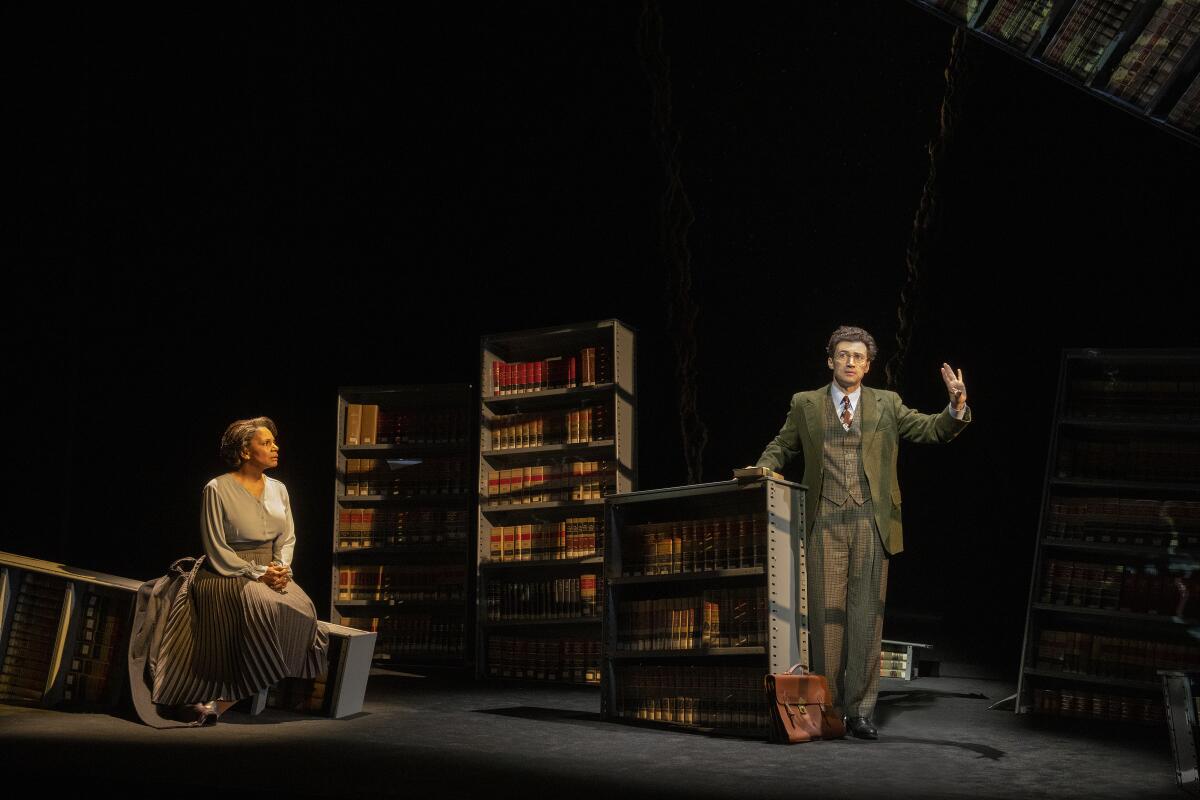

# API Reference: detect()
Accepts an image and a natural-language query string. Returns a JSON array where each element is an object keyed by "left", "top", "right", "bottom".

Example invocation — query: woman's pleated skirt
[{"left": 151, "top": 543, "right": 329, "bottom": 705}]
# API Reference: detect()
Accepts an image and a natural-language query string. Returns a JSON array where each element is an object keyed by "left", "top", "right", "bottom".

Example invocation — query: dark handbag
[{"left": 765, "top": 663, "right": 846, "bottom": 743}]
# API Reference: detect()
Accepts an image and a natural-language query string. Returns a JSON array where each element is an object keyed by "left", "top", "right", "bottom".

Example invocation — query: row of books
[
  {"left": 614, "top": 666, "right": 769, "bottom": 730},
  {"left": 880, "top": 648, "right": 912, "bottom": 679},
  {"left": 1047, "top": 495, "right": 1200, "bottom": 544},
  {"left": 336, "top": 508, "right": 469, "bottom": 550},
  {"left": 615, "top": 587, "right": 768, "bottom": 652},
  {"left": 622, "top": 514, "right": 768, "bottom": 576},
  {"left": 487, "top": 406, "right": 609, "bottom": 450},
  {"left": 485, "top": 517, "right": 602, "bottom": 563},
  {"left": 483, "top": 575, "right": 602, "bottom": 621},
  {"left": 1169, "top": 70, "right": 1200, "bottom": 131},
  {"left": 1040, "top": 558, "right": 1198, "bottom": 615},
  {"left": 0, "top": 572, "right": 64, "bottom": 704},
  {"left": 927, "top": 0, "right": 978, "bottom": 20},
  {"left": 344, "top": 404, "right": 471, "bottom": 446},
  {"left": 980, "top": 0, "right": 1056, "bottom": 51},
  {"left": 1042, "top": 0, "right": 1138, "bottom": 80},
  {"left": 1106, "top": 0, "right": 1200, "bottom": 110},
  {"left": 482, "top": 462, "right": 614, "bottom": 505},
  {"left": 1036, "top": 628, "right": 1200, "bottom": 682},
  {"left": 1056, "top": 438, "right": 1200, "bottom": 483},
  {"left": 62, "top": 591, "right": 126, "bottom": 706},
  {"left": 1031, "top": 687, "right": 1166, "bottom": 724},
  {"left": 267, "top": 675, "right": 330, "bottom": 715},
  {"left": 344, "top": 457, "right": 470, "bottom": 497},
  {"left": 491, "top": 345, "right": 610, "bottom": 395},
  {"left": 339, "top": 615, "right": 465, "bottom": 658},
  {"left": 336, "top": 565, "right": 466, "bottom": 604},
  {"left": 1067, "top": 378, "right": 1200, "bottom": 420},
  {"left": 485, "top": 636, "right": 601, "bottom": 684}
]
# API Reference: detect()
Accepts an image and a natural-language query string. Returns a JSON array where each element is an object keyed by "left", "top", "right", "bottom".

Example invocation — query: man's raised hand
[{"left": 941, "top": 363, "right": 967, "bottom": 411}]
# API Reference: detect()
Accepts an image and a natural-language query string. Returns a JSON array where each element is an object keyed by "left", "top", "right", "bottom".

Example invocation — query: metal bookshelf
[
  {"left": 1016, "top": 348, "right": 1200, "bottom": 725},
  {"left": 906, "top": 0, "right": 1200, "bottom": 147},
  {"left": 599, "top": 477, "right": 807, "bottom": 738},
  {"left": 333, "top": 384, "right": 475, "bottom": 671},
  {"left": 475, "top": 320, "right": 637, "bottom": 686}
]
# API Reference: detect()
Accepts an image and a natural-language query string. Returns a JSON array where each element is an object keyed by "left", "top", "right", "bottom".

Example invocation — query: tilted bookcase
[
  {"left": 0, "top": 550, "right": 377, "bottom": 720},
  {"left": 907, "top": 0, "right": 1200, "bottom": 147},
  {"left": 1016, "top": 348, "right": 1200, "bottom": 725},
  {"left": 334, "top": 384, "right": 475, "bottom": 670},
  {"left": 475, "top": 320, "right": 636, "bottom": 685},
  {"left": 600, "top": 477, "right": 808, "bottom": 738},
  {"left": 0, "top": 552, "right": 141, "bottom": 712}
]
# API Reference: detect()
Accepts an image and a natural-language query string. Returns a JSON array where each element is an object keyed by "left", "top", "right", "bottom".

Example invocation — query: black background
[{"left": 6, "top": 3, "right": 1197, "bottom": 675}]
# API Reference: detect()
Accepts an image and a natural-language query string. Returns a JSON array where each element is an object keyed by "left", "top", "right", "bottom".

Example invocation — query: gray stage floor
[{"left": 0, "top": 671, "right": 1182, "bottom": 800}]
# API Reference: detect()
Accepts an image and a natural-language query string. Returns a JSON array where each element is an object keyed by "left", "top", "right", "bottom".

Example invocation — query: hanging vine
[
  {"left": 886, "top": 27, "right": 969, "bottom": 393},
  {"left": 638, "top": 0, "right": 708, "bottom": 484}
]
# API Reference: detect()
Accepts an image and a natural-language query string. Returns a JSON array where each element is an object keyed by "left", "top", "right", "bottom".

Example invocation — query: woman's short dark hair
[
  {"left": 220, "top": 417, "right": 278, "bottom": 468},
  {"left": 826, "top": 326, "right": 879, "bottom": 362}
]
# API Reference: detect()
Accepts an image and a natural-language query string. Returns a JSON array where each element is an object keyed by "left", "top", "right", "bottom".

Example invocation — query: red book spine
[{"left": 568, "top": 356, "right": 577, "bottom": 388}]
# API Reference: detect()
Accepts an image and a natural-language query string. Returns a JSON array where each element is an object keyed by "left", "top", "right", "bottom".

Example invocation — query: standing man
[{"left": 752, "top": 325, "right": 970, "bottom": 740}]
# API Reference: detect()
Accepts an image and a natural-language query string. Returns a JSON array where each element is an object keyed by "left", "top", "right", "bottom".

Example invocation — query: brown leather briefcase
[{"left": 765, "top": 663, "right": 846, "bottom": 743}]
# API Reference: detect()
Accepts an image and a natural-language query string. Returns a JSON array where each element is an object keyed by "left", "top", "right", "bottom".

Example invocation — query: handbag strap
[{"left": 168, "top": 555, "right": 207, "bottom": 590}]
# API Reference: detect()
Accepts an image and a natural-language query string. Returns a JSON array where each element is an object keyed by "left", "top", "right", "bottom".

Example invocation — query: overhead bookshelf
[
  {"left": 906, "top": 0, "right": 1200, "bottom": 146},
  {"left": 600, "top": 477, "right": 808, "bottom": 738},
  {"left": 475, "top": 320, "right": 636, "bottom": 686},
  {"left": 1016, "top": 348, "right": 1200, "bottom": 726},
  {"left": 333, "top": 384, "right": 475, "bottom": 670}
]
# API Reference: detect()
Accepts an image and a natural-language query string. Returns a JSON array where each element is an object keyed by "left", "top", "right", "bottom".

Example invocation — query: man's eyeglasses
[{"left": 833, "top": 351, "right": 869, "bottom": 365}]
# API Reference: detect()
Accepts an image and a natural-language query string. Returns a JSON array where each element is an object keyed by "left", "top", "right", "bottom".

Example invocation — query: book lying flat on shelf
[{"left": 732, "top": 466, "right": 782, "bottom": 480}]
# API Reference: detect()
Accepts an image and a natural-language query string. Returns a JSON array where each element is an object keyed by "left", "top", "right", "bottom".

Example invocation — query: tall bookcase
[
  {"left": 1016, "top": 348, "right": 1200, "bottom": 725},
  {"left": 0, "top": 552, "right": 141, "bottom": 712},
  {"left": 333, "top": 384, "right": 475, "bottom": 670},
  {"left": 906, "top": 0, "right": 1200, "bottom": 147},
  {"left": 600, "top": 477, "right": 808, "bottom": 738},
  {"left": 475, "top": 320, "right": 636, "bottom": 685}
]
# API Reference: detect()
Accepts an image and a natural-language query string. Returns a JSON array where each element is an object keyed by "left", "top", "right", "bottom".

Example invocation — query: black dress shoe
[{"left": 846, "top": 716, "right": 878, "bottom": 740}]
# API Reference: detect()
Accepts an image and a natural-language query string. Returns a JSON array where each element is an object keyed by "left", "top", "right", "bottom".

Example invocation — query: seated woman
[{"left": 129, "top": 416, "right": 329, "bottom": 727}]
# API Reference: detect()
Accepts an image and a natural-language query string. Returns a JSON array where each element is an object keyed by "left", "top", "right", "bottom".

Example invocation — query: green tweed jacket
[{"left": 755, "top": 384, "right": 971, "bottom": 555}]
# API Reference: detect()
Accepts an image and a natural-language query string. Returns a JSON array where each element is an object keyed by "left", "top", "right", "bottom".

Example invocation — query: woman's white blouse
[{"left": 201, "top": 473, "right": 297, "bottom": 578}]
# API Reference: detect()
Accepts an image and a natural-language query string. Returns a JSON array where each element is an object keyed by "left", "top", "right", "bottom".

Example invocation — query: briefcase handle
[{"left": 786, "top": 663, "right": 809, "bottom": 675}]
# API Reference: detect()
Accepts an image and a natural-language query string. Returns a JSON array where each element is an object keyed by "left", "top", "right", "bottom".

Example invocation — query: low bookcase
[{"left": 599, "top": 476, "right": 808, "bottom": 737}]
